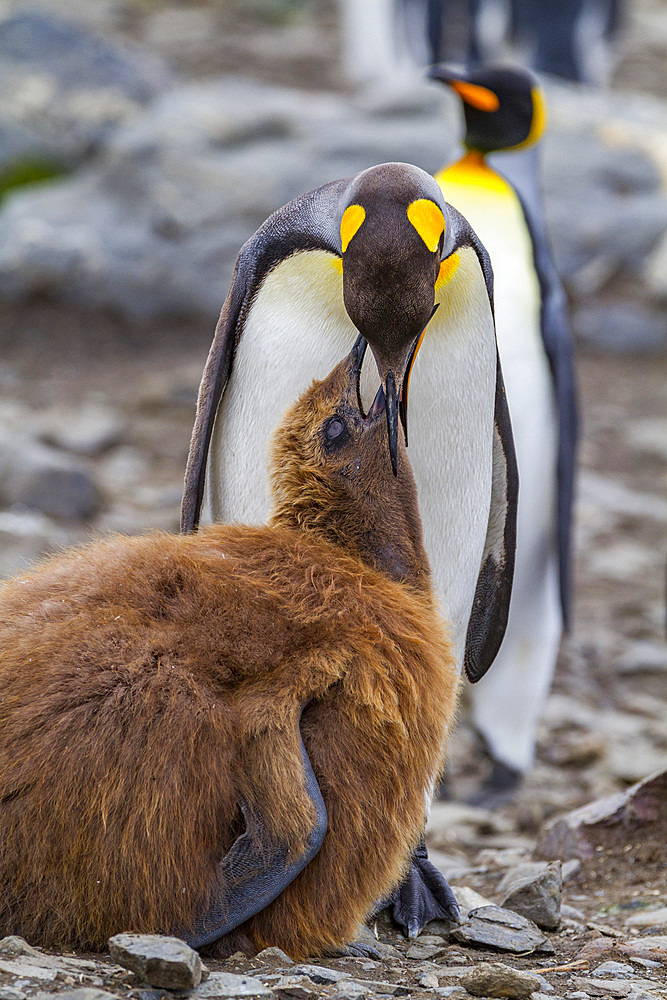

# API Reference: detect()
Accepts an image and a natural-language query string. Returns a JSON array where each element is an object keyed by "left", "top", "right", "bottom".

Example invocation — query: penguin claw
[{"left": 385, "top": 836, "right": 461, "bottom": 939}]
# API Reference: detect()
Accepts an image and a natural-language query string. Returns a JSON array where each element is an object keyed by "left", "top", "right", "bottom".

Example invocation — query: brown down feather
[{"left": 0, "top": 354, "right": 458, "bottom": 958}]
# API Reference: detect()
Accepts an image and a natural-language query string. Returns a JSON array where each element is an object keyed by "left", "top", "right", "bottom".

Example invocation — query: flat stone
[
  {"left": 272, "top": 975, "right": 317, "bottom": 1000},
  {"left": 332, "top": 983, "right": 372, "bottom": 999},
  {"left": 461, "top": 962, "right": 541, "bottom": 999},
  {"left": 292, "top": 966, "right": 350, "bottom": 985},
  {"left": 0, "top": 960, "right": 57, "bottom": 981},
  {"left": 418, "top": 973, "right": 440, "bottom": 989},
  {"left": 39, "top": 405, "right": 123, "bottom": 456},
  {"left": 0, "top": 990, "right": 27, "bottom": 1000},
  {"left": 436, "top": 989, "right": 468, "bottom": 999},
  {"left": 624, "top": 907, "right": 667, "bottom": 928},
  {"left": 36, "top": 992, "right": 118, "bottom": 1000},
  {"left": 405, "top": 943, "right": 446, "bottom": 960},
  {"left": 498, "top": 862, "right": 563, "bottom": 930},
  {"left": 194, "top": 972, "right": 274, "bottom": 998},
  {"left": 255, "top": 949, "right": 294, "bottom": 967},
  {"left": 536, "top": 770, "right": 666, "bottom": 861},
  {"left": 450, "top": 906, "right": 551, "bottom": 955},
  {"left": 108, "top": 933, "right": 203, "bottom": 991},
  {"left": 591, "top": 964, "right": 636, "bottom": 979},
  {"left": 572, "top": 977, "right": 657, "bottom": 997}
]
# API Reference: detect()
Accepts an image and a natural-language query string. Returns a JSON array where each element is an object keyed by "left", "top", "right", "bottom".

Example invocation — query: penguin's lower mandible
[{"left": 0, "top": 341, "right": 459, "bottom": 959}]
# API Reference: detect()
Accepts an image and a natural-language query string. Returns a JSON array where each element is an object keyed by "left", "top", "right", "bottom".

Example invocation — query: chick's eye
[{"left": 326, "top": 417, "right": 345, "bottom": 440}]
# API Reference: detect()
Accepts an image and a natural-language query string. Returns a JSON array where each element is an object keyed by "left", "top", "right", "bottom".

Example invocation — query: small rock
[
  {"left": 332, "top": 983, "right": 371, "bottom": 1000},
  {"left": 39, "top": 405, "right": 123, "bottom": 456},
  {"left": 108, "top": 933, "right": 203, "bottom": 991},
  {"left": 536, "top": 769, "right": 666, "bottom": 861},
  {"left": 624, "top": 907, "right": 667, "bottom": 928},
  {"left": 415, "top": 934, "right": 447, "bottom": 946},
  {"left": 0, "top": 960, "right": 57, "bottom": 981},
  {"left": 418, "top": 973, "right": 440, "bottom": 989},
  {"left": 562, "top": 860, "right": 581, "bottom": 882},
  {"left": 450, "top": 906, "right": 552, "bottom": 955},
  {"left": 561, "top": 904, "right": 586, "bottom": 922},
  {"left": 0, "top": 989, "right": 27, "bottom": 1000},
  {"left": 195, "top": 972, "right": 273, "bottom": 998},
  {"left": 292, "top": 966, "right": 350, "bottom": 985},
  {"left": 272, "top": 975, "right": 316, "bottom": 1000},
  {"left": 436, "top": 989, "right": 468, "bottom": 999},
  {"left": 591, "top": 963, "right": 636, "bottom": 979},
  {"left": 461, "top": 962, "right": 541, "bottom": 999},
  {"left": 255, "top": 949, "right": 294, "bottom": 968},
  {"left": 36, "top": 992, "right": 118, "bottom": 1000},
  {"left": 405, "top": 944, "right": 446, "bottom": 960},
  {"left": 498, "top": 862, "right": 562, "bottom": 930},
  {"left": 0, "top": 939, "right": 41, "bottom": 959}
]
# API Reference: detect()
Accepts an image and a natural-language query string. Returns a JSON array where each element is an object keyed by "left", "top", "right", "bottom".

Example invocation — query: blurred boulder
[
  {"left": 0, "top": 427, "right": 101, "bottom": 521},
  {"left": 0, "top": 9, "right": 174, "bottom": 170},
  {"left": 536, "top": 769, "right": 667, "bottom": 861}
]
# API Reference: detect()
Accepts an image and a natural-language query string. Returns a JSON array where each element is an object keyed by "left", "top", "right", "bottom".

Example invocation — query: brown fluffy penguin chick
[{"left": 0, "top": 346, "right": 458, "bottom": 959}]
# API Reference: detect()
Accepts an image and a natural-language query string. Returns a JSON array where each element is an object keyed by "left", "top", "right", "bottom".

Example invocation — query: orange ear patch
[
  {"left": 407, "top": 199, "right": 445, "bottom": 252},
  {"left": 450, "top": 80, "right": 500, "bottom": 112},
  {"left": 435, "top": 251, "right": 460, "bottom": 289},
  {"left": 340, "top": 204, "right": 366, "bottom": 253}
]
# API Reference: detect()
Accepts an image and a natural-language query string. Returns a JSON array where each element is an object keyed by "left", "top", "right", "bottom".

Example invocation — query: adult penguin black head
[
  {"left": 429, "top": 65, "right": 546, "bottom": 154},
  {"left": 338, "top": 163, "right": 448, "bottom": 475}
]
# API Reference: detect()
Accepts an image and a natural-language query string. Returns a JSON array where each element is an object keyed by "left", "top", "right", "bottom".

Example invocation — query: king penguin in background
[
  {"left": 182, "top": 161, "right": 519, "bottom": 937},
  {"left": 430, "top": 65, "right": 578, "bottom": 799}
]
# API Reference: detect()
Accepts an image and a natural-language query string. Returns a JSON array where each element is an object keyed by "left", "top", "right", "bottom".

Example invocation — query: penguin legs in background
[{"left": 469, "top": 520, "right": 562, "bottom": 796}]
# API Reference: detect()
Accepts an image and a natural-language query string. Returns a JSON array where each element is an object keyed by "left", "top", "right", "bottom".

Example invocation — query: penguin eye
[{"left": 323, "top": 416, "right": 348, "bottom": 448}]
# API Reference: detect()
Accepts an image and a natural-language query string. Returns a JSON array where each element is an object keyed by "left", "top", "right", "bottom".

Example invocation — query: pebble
[
  {"left": 591, "top": 963, "right": 636, "bottom": 979},
  {"left": 292, "top": 966, "right": 351, "bottom": 985},
  {"left": 108, "top": 933, "right": 204, "bottom": 991},
  {"left": 36, "top": 992, "right": 118, "bottom": 1000},
  {"left": 450, "top": 905, "right": 552, "bottom": 955},
  {"left": 194, "top": 972, "right": 274, "bottom": 998},
  {"left": 497, "top": 862, "right": 563, "bottom": 931},
  {"left": 405, "top": 943, "right": 447, "bottom": 960},
  {"left": 624, "top": 907, "right": 667, "bottom": 928},
  {"left": 332, "top": 983, "right": 372, "bottom": 999},
  {"left": 418, "top": 973, "right": 440, "bottom": 989},
  {"left": 272, "top": 975, "right": 317, "bottom": 1000},
  {"left": 255, "top": 948, "right": 294, "bottom": 967},
  {"left": 461, "top": 961, "right": 541, "bottom": 999}
]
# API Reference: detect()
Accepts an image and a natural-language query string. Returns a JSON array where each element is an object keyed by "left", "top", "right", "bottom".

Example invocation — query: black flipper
[
  {"left": 463, "top": 357, "right": 519, "bottom": 683},
  {"left": 184, "top": 730, "right": 328, "bottom": 949},
  {"left": 384, "top": 837, "right": 460, "bottom": 939}
]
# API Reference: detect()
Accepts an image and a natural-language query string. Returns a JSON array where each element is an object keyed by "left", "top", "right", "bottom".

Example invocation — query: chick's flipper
[{"left": 184, "top": 730, "right": 327, "bottom": 949}]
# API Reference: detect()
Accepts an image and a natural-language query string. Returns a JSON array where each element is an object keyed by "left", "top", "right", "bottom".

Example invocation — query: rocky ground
[{"left": 0, "top": 0, "right": 665, "bottom": 998}]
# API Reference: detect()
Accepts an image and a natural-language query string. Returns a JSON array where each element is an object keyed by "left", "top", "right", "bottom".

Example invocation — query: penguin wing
[
  {"left": 517, "top": 190, "right": 578, "bottom": 627},
  {"left": 458, "top": 226, "right": 519, "bottom": 684},
  {"left": 464, "top": 356, "right": 519, "bottom": 683},
  {"left": 181, "top": 178, "right": 350, "bottom": 534}
]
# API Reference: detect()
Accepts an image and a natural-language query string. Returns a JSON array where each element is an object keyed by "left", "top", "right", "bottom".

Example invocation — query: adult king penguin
[
  {"left": 182, "top": 161, "right": 518, "bottom": 937},
  {"left": 430, "top": 65, "right": 578, "bottom": 797}
]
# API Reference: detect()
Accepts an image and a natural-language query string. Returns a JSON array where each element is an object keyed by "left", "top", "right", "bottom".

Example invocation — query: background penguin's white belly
[
  {"left": 439, "top": 176, "right": 562, "bottom": 771},
  {"left": 203, "top": 247, "right": 497, "bottom": 669}
]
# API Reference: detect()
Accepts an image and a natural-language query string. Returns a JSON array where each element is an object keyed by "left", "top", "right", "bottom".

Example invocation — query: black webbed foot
[
  {"left": 184, "top": 725, "right": 327, "bottom": 949},
  {"left": 387, "top": 837, "right": 460, "bottom": 939}
]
